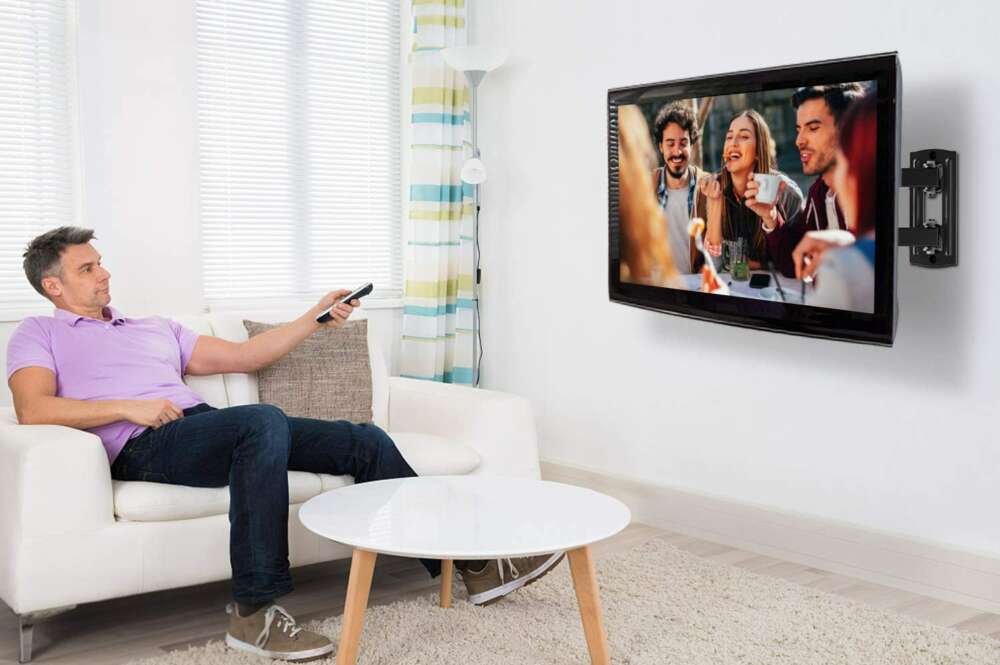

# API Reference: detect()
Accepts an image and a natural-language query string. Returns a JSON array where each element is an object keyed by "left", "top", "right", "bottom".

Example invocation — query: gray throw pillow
[{"left": 242, "top": 319, "right": 373, "bottom": 423}]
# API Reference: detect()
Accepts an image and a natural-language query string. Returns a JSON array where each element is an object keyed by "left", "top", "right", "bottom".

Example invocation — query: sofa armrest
[
  {"left": 0, "top": 423, "right": 115, "bottom": 540},
  {"left": 387, "top": 377, "right": 541, "bottom": 479}
]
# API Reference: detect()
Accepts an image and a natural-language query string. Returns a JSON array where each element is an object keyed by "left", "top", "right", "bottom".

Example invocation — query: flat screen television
[{"left": 608, "top": 53, "right": 900, "bottom": 345}]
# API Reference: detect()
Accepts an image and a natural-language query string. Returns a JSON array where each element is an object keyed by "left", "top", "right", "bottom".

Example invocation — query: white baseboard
[{"left": 541, "top": 459, "right": 1000, "bottom": 615}]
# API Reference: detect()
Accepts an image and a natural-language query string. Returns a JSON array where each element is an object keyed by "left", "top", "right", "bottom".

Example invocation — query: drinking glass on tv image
[{"left": 617, "top": 81, "right": 878, "bottom": 314}]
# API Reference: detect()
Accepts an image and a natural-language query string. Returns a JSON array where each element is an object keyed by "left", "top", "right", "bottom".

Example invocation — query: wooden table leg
[
  {"left": 568, "top": 546, "right": 610, "bottom": 665},
  {"left": 439, "top": 559, "right": 454, "bottom": 608},
  {"left": 337, "top": 549, "right": 378, "bottom": 665}
]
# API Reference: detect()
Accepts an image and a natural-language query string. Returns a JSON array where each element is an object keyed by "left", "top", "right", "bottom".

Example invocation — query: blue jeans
[{"left": 110, "top": 403, "right": 441, "bottom": 604}]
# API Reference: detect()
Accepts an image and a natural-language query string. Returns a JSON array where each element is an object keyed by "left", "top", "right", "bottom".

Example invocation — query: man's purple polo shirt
[{"left": 5, "top": 306, "right": 206, "bottom": 463}]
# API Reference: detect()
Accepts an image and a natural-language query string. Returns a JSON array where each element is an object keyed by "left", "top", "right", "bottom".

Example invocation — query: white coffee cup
[{"left": 752, "top": 173, "right": 781, "bottom": 204}]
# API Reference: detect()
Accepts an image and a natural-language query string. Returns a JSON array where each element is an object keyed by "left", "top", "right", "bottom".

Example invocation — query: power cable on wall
[{"left": 474, "top": 199, "right": 484, "bottom": 387}]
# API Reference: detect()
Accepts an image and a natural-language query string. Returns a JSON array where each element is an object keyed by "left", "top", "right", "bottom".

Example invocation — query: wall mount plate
[{"left": 899, "top": 149, "right": 958, "bottom": 268}]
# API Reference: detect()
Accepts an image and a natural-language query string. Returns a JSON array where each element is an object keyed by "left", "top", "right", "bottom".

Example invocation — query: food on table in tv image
[{"left": 617, "top": 81, "right": 877, "bottom": 314}]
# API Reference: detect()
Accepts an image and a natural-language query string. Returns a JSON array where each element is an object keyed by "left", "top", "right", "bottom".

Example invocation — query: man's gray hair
[{"left": 22, "top": 226, "right": 96, "bottom": 298}]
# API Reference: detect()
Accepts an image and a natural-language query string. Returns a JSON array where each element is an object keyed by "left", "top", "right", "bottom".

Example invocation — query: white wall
[
  {"left": 67, "top": 0, "right": 402, "bottom": 371},
  {"left": 77, "top": 0, "right": 201, "bottom": 317},
  {"left": 471, "top": 0, "right": 1000, "bottom": 556}
]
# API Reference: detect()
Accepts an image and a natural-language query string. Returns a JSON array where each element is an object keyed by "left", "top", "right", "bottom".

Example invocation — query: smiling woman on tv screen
[{"left": 702, "top": 110, "right": 803, "bottom": 271}]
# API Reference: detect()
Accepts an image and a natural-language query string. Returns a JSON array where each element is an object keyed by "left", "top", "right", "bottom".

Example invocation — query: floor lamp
[{"left": 441, "top": 46, "right": 507, "bottom": 387}]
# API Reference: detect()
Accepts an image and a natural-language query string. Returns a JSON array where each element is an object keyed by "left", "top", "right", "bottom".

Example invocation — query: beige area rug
[{"left": 129, "top": 537, "right": 1000, "bottom": 665}]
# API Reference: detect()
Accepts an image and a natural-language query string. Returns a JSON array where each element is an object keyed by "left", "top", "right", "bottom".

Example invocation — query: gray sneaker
[
  {"left": 225, "top": 603, "right": 334, "bottom": 661},
  {"left": 459, "top": 552, "right": 565, "bottom": 606}
]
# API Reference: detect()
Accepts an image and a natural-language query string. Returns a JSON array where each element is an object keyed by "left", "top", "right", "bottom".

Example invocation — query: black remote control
[{"left": 316, "top": 282, "right": 373, "bottom": 323}]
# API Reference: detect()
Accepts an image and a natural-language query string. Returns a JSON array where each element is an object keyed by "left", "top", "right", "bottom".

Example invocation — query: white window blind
[
  {"left": 0, "top": 1, "right": 79, "bottom": 311},
  {"left": 194, "top": 0, "right": 402, "bottom": 305}
]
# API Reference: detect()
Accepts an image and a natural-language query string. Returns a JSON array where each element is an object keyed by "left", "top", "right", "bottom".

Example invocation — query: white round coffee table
[{"left": 299, "top": 476, "right": 631, "bottom": 665}]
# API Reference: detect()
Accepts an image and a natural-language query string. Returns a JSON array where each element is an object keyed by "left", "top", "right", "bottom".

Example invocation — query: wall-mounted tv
[{"left": 608, "top": 53, "right": 900, "bottom": 345}]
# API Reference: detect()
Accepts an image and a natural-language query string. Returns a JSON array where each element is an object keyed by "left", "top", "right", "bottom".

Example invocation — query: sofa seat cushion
[
  {"left": 113, "top": 471, "right": 338, "bottom": 522},
  {"left": 318, "top": 473, "right": 355, "bottom": 492},
  {"left": 391, "top": 431, "right": 481, "bottom": 475},
  {"left": 111, "top": 433, "right": 478, "bottom": 521}
]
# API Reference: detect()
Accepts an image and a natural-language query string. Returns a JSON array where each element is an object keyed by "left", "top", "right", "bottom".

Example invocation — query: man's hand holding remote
[{"left": 311, "top": 289, "right": 360, "bottom": 329}]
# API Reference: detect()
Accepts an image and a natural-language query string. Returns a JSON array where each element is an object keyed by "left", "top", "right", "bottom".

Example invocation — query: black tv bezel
[{"left": 608, "top": 53, "right": 900, "bottom": 346}]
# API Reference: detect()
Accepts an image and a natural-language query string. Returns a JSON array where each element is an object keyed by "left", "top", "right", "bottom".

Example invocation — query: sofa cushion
[
  {"left": 175, "top": 316, "right": 229, "bottom": 408},
  {"left": 391, "top": 432, "right": 481, "bottom": 475},
  {"left": 111, "top": 433, "right": 479, "bottom": 521},
  {"left": 113, "top": 471, "right": 336, "bottom": 522},
  {"left": 244, "top": 319, "right": 373, "bottom": 423},
  {"left": 318, "top": 472, "right": 356, "bottom": 493},
  {"left": 205, "top": 311, "right": 389, "bottom": 429}
]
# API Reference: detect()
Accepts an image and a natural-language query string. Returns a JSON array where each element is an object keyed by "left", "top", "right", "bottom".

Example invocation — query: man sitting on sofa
[{"left": 5, "top": 226, "right": 564, "bottom": 662}]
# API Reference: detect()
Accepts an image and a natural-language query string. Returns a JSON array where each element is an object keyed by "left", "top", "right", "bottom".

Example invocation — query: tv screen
[{"left": 608, "top": 53, "right": 900, "bottom": 345}]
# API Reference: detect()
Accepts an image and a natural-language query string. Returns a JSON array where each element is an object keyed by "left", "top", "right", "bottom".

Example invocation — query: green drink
[
  {"left": 729, "top": 237, "right": 749, "bottom": 281},
  {"left": 731, "top": 258, "right": 749, "bottom": 281}
]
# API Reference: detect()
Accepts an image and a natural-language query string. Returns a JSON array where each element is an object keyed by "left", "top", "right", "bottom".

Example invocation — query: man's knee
[
  {"left": 237, "top": 403, "right": 287, "bottom": 425},
  {"left": 358, "top": 422, "right": 389, "bottom": 445},
  {"left": 236, "top": 404, "right": 290, "bottom": 451},
  {"left": 358, "top": 423, "right": 402, "bottom": 459}
]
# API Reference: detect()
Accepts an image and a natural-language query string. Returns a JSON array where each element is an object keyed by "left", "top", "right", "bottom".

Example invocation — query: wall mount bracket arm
[{"left": 898, "top": 149, "right": 957, "bottom": 267}]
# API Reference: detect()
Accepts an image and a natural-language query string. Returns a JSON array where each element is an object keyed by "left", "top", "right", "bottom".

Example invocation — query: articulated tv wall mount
[{"left": 898, "top": 149, "right": 958, "bottom": 267}]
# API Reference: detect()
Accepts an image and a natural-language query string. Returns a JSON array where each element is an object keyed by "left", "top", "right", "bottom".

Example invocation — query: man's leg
[
  {"left": 111, "top": 403, "right": 295, "bottom": 604},
  {"left": 111, "top": 402, "right": 333, "bottom": 660},
  {"left": 285, "top": 417, "right": 441, "bottom": 577}
]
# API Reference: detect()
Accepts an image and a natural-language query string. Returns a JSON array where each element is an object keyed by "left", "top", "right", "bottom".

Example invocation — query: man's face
[
  {"left": 659, "top": 122, "right": 692, "bottom": 179},
  {"left": 43, "top": 243, "right": 111, "bottom": 309},
  {"left": 795, "top": 98, "right": 838, "bottom": 177}
]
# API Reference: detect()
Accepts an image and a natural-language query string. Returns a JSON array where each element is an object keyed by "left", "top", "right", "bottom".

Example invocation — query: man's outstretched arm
[
  {"left": 9, "top": 366, "right": 183, "bottom": 428},
  {"left": 184, "top": 289, "right": 359, "bottom": 376}
]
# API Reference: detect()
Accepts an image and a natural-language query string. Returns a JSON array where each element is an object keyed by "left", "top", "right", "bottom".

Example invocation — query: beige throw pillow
[{"left": 243, "top": 319, "right": 373, "bottom": 423}]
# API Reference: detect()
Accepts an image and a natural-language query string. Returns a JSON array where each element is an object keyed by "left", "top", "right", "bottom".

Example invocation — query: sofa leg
[
  {"left": 16, "top": 605, "right": 76, "bottom": 663},
  {"left": 18, "top": 616, "right": 33, "bottom": 664}
]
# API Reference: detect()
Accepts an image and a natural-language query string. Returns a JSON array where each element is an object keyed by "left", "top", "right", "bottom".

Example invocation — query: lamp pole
[
  {"left": 469, "top": 83, "right": 481, "bottom": 387},
  {"left": 440, "top": 46, "right": 506, "bottom": 387}
]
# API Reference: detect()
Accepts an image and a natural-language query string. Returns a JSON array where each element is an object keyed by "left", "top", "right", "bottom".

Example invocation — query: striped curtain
[{"left": 400, "top": 0, "right": 474, "bottom": 384}]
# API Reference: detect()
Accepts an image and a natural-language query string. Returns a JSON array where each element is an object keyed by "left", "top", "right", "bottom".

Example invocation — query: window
[
  {"left": 0, "top": 1, "right": 80, "bottom": 313},
  {"left": 194, "top": 0, "right": 402, "bottom": 306}
]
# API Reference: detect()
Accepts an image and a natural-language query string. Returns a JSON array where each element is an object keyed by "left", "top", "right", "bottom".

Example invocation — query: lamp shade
[
  {"left": 460, "top": 157, "right": 488, "bottom": 185},
  {"left": 441, "top": 46, "right": 508, "bottom": 74}
]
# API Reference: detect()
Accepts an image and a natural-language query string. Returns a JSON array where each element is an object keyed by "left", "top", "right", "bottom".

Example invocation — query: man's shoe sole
[
  {"left": 225, "top": 633, "right": 334, "bottom": 661},
  {"left": 468, "top": 552, "right": 566, "bottom": 606}
]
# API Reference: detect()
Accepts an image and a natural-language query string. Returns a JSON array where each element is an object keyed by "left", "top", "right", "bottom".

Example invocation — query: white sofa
[{"left": 0, "top": 309, "right": 541, "bottom": 662}]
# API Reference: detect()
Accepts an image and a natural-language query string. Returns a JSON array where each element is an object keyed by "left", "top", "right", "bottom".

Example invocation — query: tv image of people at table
[{"left": 617, "top": 81, "right": 877, "bottom": 314}]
